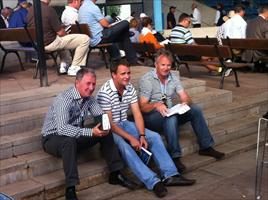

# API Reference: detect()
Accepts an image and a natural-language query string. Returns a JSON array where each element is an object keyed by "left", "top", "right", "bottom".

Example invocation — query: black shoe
[
  {"left": 65, "top": 186, "right": 78, "bottom": 200},
  {"left": 163, "top": 175, "right": 196, "bottom": 186},
  {"left": 153, "top": 181, "right": 167, "bottom": 198},
  {"left": 199, "top": 147, "right": 225, "bottom": 160},
  {"left": 173, "top": 157, "right": 186, "bottom": 173},
  {"left": 109, "top": 172, "right": 138, "bottom": 190}
]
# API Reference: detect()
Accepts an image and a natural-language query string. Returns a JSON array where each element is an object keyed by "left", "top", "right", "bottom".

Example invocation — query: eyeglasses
[{"left": 161, "top": 94, "right": 168, "bottom": 106}]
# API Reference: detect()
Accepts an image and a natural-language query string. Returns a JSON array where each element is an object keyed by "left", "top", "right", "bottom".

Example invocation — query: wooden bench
[
  {"left": 132, "top": 42, "right": 157, "bottom": 65},
  {"left": 0, "top": 27, "right": 57, "bottom": 75},
  {"left": 165, "top": 43, "right": 253, "bottom": 89},
  {"left": 194, "top": 37, "right": 218, "bottom": 45},
  {"left": 70, "top": 22, "right": 112, "bottom": 69},
  {"left": 222, "top": 38, "right": 268, "bottom": 64}
]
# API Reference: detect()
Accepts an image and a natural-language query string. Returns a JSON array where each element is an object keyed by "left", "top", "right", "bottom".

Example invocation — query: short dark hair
[
  {"left": 110, "top": 59, "right": 130, "bottom": 74},
  {"left": 76, "top": 68, "right": 96, "bottom": 81},
  {"left": 155, "top": 49, "right": 174, "bottom": 63},
  {"left": 178, "top": 13, "right": 191, "bottom": 22},
  {"left": 234, "top": 4, "right": 245, "bottom": 13},
  {"left": 141, "top": 17, "right": 153, "bottom": 27},
  {"left": 258, "top": 3, "right": 268, "bottom": 14}
]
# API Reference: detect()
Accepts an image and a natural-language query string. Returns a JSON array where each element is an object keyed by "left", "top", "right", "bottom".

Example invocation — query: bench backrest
[
  {"left": 132, "top": 42, "right": 156, "bottom": 57},
  {"left": 70, "top": 23, "right": 92, "bottom": 37},
  {"left": 222, "top": 38, "right": 268, "bottom": 50},
  {"left": 0, "top": 27, "right": 36, "bottom": 43},
  {"left": 166, "top": 43, "right": 232, "bottom": 59},
  {"left": 194, "top": 37, "right": 218, "bottom": 45}
]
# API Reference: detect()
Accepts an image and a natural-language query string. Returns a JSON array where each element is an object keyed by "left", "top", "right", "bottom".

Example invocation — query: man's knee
[
  {"left": 190, "top": 104, "right": 203, "bottom": 116},
  {"left": 62, "top": 137, "right": 77, "bottom": 152}
]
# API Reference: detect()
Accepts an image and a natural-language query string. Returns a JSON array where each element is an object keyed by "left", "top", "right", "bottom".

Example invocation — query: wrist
[{"left": 139, "top": 134, "right": 146, "bottom": 139}]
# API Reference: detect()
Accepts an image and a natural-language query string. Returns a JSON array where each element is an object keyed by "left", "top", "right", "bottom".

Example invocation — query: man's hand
[
  {"left": 155, "top": 102, "right": 168, "bottom": 117},
  {"left": 140, "top": 136, "right": 148, "bottom": 149},
  {"left": 92, "top": 123, "right": 109, "bottom": 137},
  {"left": 129, "top": 136, "right": 141, "bottom": 151}
]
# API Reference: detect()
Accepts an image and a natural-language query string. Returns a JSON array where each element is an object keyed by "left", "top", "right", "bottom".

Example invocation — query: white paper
[{"left": 166, "top": 104, "right": 191, "bottom": 117}]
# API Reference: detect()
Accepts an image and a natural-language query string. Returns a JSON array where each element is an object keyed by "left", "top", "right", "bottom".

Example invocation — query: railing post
[
  {"left": 153, "top": 0, "right": 163, "bottom": 32},
  {"left": 33, "top": 0, "right": 48, "bottom": 87}
]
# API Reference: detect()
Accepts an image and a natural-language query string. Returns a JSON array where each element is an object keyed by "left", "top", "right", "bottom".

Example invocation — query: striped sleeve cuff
[{"left": 81, "top": 128, "right": 93, "bottom": 137}]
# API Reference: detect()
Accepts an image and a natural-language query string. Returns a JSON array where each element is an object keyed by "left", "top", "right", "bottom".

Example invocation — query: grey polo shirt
[{"left": 139, "top": 69, "right": 184, "bottom": 108}]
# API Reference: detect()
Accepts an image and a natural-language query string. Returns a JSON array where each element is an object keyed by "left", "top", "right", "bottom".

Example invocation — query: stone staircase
[{"left": 0, "top": 76, "right": 267, "bottom": 200}]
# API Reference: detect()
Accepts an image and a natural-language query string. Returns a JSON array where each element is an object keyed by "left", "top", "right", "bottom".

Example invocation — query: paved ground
[{"left": 107, "top": 148, "right": 268, "bottom": 200}]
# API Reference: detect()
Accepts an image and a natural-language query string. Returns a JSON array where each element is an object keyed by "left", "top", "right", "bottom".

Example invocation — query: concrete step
[
  {"left": 0, "top": 76, "right": 206, "bottom": 115},
  {"left": 0, "top": 88, "right": 232, "bottom": 137},
  {"left": 0, "top": 107, "right": 47, "bottom": 136},
  {"left": 0, "top": 84, "right": 71, "bottom": 115},
  {"left": 0, "top": 114, "right": 263, "bottom": 188},
  {"left": 56, "top": 133, "right": 265, "bottom": 200},
  {"left": 0, "top": 129, "right": 41, "bottom": 160}
]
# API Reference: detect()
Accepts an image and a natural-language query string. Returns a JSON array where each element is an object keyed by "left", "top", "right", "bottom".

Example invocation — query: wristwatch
[{"left": 139, "top": 134, "right": 146, "bottom": 139}]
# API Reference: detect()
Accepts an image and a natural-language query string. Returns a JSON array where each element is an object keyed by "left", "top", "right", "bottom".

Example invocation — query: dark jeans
[
  {"left": 42, "top": 133, "right": 124, "bottom": 187},
  {"left": 143, "top": 104, "right": 214, "bottom": 158},
  {"left": 100, "top": 20, "right": 137, "bottom": 63}
]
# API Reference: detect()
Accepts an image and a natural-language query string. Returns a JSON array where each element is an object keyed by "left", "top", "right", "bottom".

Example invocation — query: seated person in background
[
  {"left": 139, "top": 17, "right": 164, "bottom": 50},
  {"left": 61, "top": 0, "right": 83, "bottom": 26},
  {"left": 27, "top": 0, "right": 90, "bottom": 76},
  {"left": 170, "top": 13, "right": 231, "bottom": 76},
  {"left": 42, "top": 68, "right": 136, "bottom": 200},
  {"left": 129, "top": 18, "right": 140, "bottom": 43},
  {"left": 139, "top": 49, "right": 225, "bottom": 173},
  {"left": 97, "top": 60, "right": 196, "bottom": 198},
  {"left": 78, "top": 0, "right": 137, "bottom": 64},
  {"left": 8, "top": 0, "right": 29, "bottom": 28},
  {"left": 0, "top": 7, "right": 13, "bottom": 29},
  {"left": 223, "top": 4, "right": 247, "bottom": 39},
  {"left": 242, "top": 4, "right": 268, "bottom": 67}
]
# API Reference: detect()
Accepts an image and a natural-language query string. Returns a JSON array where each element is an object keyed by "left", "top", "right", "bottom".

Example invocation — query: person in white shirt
[
  {"left": 223, "top": 5, "right": 247, "bottom": 39},
  {"left": 191, "top": 3, "right": 201, "bottom": 28},
  {"left": 61, "top": 0, "right": 83, "bottom": 26}
]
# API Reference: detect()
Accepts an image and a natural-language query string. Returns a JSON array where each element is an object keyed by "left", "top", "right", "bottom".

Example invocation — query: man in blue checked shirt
[{"left": 41, "top": 68, "right": 136, "bottom": 200}]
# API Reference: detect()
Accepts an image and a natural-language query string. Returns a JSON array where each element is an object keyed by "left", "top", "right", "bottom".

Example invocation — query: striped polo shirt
[
  {"left": 97, "top": 79, "right": 137, "bottom": 123},
  {"left": 170, "top": 24, "right": 194, "bottom": 44}
]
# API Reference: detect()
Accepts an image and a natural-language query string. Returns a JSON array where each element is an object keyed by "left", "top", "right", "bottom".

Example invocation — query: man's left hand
[{"left": 140, "top": 136, "right": 148, "bottom": 149}]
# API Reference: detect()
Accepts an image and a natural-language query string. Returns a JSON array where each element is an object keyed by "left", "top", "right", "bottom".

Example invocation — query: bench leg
[
  {"left": 33, "top": 59, "right": 39, "bottom": 79},
  {"left": 100, "top": 48, "right": 109, "bottom": 69},
  {"left": 219, "top": 70, "right": 225, "bottom": 89},
  {"left": 233, "top": 69, "right": 240, "bottom": 87},
  {"left": 0, "top": 53, "right": 8, "bottom": 73},
  {"left": 86, "top": 48, "right": 92, "bottom": 67},
  {"left": 14, "top": 51, "right": 25, "bottom": 71}
]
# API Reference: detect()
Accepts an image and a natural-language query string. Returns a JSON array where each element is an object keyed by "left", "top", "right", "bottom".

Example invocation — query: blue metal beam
[{"left": 153, "top": 0, "right": 163, "bottom": 32}]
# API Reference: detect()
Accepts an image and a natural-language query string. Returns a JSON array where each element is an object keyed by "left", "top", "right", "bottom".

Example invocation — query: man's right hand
[
  {"left": 155, "top": 102, "right": 168, "bottom": 117},
  {"left": 92, "top": 123, "right": 109, "bottom": 137},
  {"left": 129, "top": 136, "right": 141, "bottom": 151}
]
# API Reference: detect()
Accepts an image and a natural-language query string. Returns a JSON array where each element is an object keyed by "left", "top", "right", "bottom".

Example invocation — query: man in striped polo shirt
[
  {"left": 41, "top": 68, "right": 136, "bottom": 200},
  {"left": 97, "top": 60, "right": 195, "bottom": 198}
]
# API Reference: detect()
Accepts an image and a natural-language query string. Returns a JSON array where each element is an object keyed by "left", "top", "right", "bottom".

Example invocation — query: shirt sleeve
[
  {"left": 49, "top": 7, "right": 62, "bottom": 33},
  {"left": 130, "top": 86, "right": 138, "bottom": 104},
  {"left": 139, "top": 75, "right": 152, "bottom": 100},
  {"left": 93, "top": 4, "right": 104, "bottom": 22},
  {"left": 88, "top": 97, "right": 104, "bottom": 116},
  {"left": 171, "top": 73, "right": 184, "bottom": 93},
  {"left": 215, "top": 10, "right": 220, "bottom": 24}
]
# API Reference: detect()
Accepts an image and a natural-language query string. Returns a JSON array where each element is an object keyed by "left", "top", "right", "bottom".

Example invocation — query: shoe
[
  {"left": 163, "top": 175, "right": 196, "bottom": 186},
  {"left": 199, "top": 147, "right": 225, "bottom": 160},
  {"left": 67, "top": 65, "right": 81, "bottom": 76},
  {"left": 153, "top": 181, "right": 167, "bottom": 198},
  {"left": 65, "top": 186, "right": 78, "bottom": 200},
  {"left": 224, "top": 68, "right": 232, "bottom": 77},
  {"left": 108, "top": 172, "right": 138, "bottom": 190},
  {"left": 173, "top": 158, "right": 186, "bottom": 174},
  {"left": 59, "top": 62, "right": 68, "bottom": 74}
]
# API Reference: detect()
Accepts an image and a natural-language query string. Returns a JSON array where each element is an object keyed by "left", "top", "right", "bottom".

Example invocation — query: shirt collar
[
  {"left": 108, "top": 79, "right": 131, "bottom": 93},
  {"left": 71, "top": 86, "right": 82, "bottom": 100},
  {"left": 152, "top": 69, "right": 171, "bottom": 82}
]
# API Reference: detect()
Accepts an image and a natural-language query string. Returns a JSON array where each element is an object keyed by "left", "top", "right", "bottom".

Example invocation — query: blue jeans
[
  {"left": 143, "top": 104, "right": 215, "bottom": 158},
  {"left": 113, "top": 120, "right": 179, "bottom": 190}
]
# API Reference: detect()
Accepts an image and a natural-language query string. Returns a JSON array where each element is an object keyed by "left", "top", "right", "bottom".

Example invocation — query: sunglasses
[{"left": 161, "top": 94, "right": 168, "bottom": 106}]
